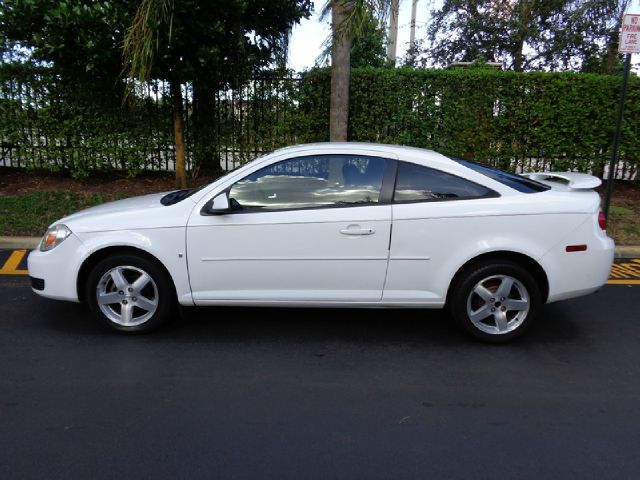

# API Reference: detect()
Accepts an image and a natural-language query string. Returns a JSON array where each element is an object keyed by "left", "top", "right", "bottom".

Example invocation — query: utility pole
[
  {"left": 387, "top": 0, "right": 399, "bottom": 66},
  {"left": 408, "top": 0, "right": 418, "bottom": 65}
]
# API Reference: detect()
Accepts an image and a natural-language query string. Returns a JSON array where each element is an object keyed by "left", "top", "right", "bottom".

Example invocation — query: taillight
[{"left": 598, "top": 210, "right": 607, "bottom": 231}]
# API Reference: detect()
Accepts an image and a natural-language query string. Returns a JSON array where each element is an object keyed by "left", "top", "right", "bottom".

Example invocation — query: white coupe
[{"left": 28, "top": 143, "right": 614, "bottom": 342}]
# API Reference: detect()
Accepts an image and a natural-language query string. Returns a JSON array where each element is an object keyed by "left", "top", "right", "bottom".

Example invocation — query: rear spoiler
[{"left": 521, "top": 172, "right": 602, "bottom": 190}]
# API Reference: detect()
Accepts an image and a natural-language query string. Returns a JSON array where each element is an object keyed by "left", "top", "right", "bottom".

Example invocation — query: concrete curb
[
  {"left": 616, "top": 246, "right": 640, "bottom": 259},
  {"left": 0, "top": 236, "right": 40, "bottom": 249},
  {"left": 1, "top": 236, "right": 640, "bottom": 258}
]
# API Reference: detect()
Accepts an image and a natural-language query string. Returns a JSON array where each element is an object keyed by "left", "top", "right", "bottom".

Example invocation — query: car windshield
[
  {"left": 160, "top": 164, "right": 246, "bottom": 206},
  {"left": 451, "top": 157, "right": 550, "bottom": 193}
]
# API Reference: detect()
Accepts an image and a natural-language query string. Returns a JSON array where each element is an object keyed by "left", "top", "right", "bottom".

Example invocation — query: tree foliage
[
  {"left": 121, "top": 0, "right": 312, "bottom": 87},
  {"left": 1, "top": 0, "right": 312, "bottom": 84},
  {"left": 0, "top": 0, "right": 131, "bottom": 81},
  {"left": 423, "top": 0, "right": 631, "bottom": 73},
  {"left": 318, "top": 7, "right": 387, "bottom": 68}
]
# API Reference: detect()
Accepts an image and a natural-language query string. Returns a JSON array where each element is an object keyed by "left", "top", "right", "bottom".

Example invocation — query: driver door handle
[{"left": 339, "top": 226, "right": 376, "bottom": 236}]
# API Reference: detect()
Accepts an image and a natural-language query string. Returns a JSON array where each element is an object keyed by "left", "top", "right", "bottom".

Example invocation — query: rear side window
[
  {"left": 453, "top": 158, "right": 550, "bottom": 193},
  {"left": 394, "top": 162, "right": 496, "bottom": 202}
]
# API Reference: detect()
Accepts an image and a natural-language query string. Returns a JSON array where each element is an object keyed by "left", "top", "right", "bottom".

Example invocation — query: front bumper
[
  {"left": 30, "top": 276, "right": 45, "bottom": 291},
  {"left": 27, "top": 234, "right": 88, "bottom": 302}
]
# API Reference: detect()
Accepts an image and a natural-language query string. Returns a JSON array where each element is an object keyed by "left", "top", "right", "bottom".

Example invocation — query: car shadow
[
  {"left": 170, "top": 305, "right": 459, "bottom": 344},
  {"left": 37, "top": 295, "right": 586, "bottom": 348},
  {"left": 161, "top": 302, "right": 585, "bottom": 347}
]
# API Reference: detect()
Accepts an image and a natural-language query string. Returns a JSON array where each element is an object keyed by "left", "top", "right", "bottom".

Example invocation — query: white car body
[{"left": 28, "top": 143, "right": 614, "bottom": 314}]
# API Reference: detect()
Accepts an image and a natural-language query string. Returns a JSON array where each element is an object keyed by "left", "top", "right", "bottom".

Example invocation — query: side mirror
[{"left": 203, "top": 192, "right": 231, "bottom": 215}]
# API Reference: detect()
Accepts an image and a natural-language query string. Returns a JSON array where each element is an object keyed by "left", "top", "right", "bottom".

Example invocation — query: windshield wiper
[{"left": 160, "top": 189, "right": 194, "bottom": 206}]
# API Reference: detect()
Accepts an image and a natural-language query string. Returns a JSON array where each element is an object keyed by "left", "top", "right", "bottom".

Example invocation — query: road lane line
[
  {"left": 607, "top": 279, "right": 640, "bottom": 285},
  {"left": 0, "top": 249, "right": 28, "bottom": 275}
]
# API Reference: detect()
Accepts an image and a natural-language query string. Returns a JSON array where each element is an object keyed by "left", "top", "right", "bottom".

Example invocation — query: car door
[
  {"left": 383, "top": 161, "right": 500, "bottom": 304},
  {"left": 186, "top": 153, "right": 395, "bottom": 304}
]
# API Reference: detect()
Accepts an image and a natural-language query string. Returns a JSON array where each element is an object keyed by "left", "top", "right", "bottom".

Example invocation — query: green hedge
[
  {"left": 1, "top": 64, "right": 638, "bottom": 178},
  {"left": 297, "top": 67, "right": 640, "bottom": 177}
]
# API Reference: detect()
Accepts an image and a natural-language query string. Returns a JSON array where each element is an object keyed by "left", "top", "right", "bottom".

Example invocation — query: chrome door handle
[{"left": 339, "top": 227, "right": 375, "bottom": 236}]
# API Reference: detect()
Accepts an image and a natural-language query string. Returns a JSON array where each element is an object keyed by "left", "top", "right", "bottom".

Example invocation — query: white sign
[{"left": 620, "top": 13, "right": 640, "bottom": 54}]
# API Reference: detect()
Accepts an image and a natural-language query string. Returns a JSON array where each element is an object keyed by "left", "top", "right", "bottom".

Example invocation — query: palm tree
[
  {"left": 122, "top": 0, "right": 187, "bottom": 188},
  {"left": 324, "top": 1, "right": 392, "bottom": 142},
  {"left": 386, "top": 0, "right": 399, "bottom": 65},
  {"left": 408, "top": 0, "right": 418, "bottom": 65},
  {"left": 329, "top": 1, "right": 352, "bottom": 141}
]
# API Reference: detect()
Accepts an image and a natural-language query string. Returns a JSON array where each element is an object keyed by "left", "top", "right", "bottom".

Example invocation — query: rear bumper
[{"left": 542, "top": 235, "right": 614, "bottom": 303}]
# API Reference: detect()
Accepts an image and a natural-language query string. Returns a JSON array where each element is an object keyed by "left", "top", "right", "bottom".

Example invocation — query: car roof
[
  {"left": 271, "top": 142, "right": 459, "bottom": 171},
  {"left": 273, "top": 142, "right": 438, "bottom": 157}
]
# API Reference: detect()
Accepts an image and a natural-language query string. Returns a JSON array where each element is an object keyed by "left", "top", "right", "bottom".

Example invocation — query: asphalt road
[{"left": 1, "top": 255, "right": 640, "bottom": 479}]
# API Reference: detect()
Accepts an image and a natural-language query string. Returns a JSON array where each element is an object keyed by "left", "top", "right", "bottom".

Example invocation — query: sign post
[{"left": 604, "top": 13, "right": 638, "bottom": 219}]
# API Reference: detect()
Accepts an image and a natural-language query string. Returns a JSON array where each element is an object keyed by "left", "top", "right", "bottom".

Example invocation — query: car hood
[{"left": 55, "top": 192, "right": 195, "bottom": 233}]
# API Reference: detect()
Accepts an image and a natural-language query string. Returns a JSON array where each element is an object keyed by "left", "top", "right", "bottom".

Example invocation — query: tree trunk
[
  {"left": 193, "top": 80, "right": 222, "bottom": 178},
  {"left": 603, "top": 32, "right": 620, "bottom": 74},
  {"left": 512, "top": 0, "right": 531, "bottom": 72},
  {"left": 170, "top": 80, "right": 187, "bottom": 189},
  {"left": 408, "top": 0, "right": 418, "bottom": 66},
  {"left": 513, "top": 40, "right": 525, "bottom": 72},
  {"left": 387, "top": 0, "right": 400, "bottom": 65},
  {"left": 330, "top": 0, "right": 352, "bottom": 142},
  {"left": 603, "top": 8, "right": 626, "bottom": 74}
]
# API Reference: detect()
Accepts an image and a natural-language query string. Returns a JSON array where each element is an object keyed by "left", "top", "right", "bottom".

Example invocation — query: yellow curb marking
[
  {"left": 0, "top": 249, "right": 28, "bottom": 275},
  {"left": 608, "top": 258, "right": 640, "bottom": 283}
]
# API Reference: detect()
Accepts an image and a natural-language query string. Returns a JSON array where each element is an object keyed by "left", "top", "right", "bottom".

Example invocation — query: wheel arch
[
  {"left": 77, "top": 245, "right": 178, "bottom": 303},
  {"left": 445, "top": 250, "right": 549, "bottom": 305}
]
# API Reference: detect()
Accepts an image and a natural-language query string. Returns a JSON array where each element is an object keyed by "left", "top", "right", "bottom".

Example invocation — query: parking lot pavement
[{"left": 1, "top": 250, "right": 640, "bottom": 479}]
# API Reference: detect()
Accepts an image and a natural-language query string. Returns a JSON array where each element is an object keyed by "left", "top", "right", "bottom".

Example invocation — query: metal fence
[
  {"left": 1, "top": 64, "right": 637, "bottom": 180},
  {"left": 0, "top": 65, "right": 302, "bottom": 174}
]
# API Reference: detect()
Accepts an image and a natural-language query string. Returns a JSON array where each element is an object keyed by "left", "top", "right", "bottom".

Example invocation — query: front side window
[
  {"left": 394, "top": 162, "right": 496, "bottom": 202},
  {"left": 228, "top": 154, "right": 388, "bottom": 211}
]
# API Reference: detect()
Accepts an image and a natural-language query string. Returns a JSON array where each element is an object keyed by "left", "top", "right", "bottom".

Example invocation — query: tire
[
  {"left": 86, "top": 253, "right": 176, "bottom": 333},
  {"left": 448, "top": 260, "right": 542, "bottom": 343}
]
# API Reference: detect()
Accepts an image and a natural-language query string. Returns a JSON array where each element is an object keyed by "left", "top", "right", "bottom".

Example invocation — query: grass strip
[{"left": 0, "top": 191, "right": 122, "bottom": 236}]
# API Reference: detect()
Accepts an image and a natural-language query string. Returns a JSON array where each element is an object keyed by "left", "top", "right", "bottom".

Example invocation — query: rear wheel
[
  {"left": 449, "top": 260, "right": 541, "bottom": 343},
  {"left": 86, "top": 254, "right": 175, "bottom": 333}
]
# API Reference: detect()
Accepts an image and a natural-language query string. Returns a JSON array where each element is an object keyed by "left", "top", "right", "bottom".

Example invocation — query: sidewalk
[{"left": 2, "top": 236, "right": 640, "bottom": 258}]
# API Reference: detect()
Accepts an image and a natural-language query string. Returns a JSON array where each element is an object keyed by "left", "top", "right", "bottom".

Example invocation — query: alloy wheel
[
  {"left": 466, "top": 274, "right": 530, "bottom": 335},
  {"left": 96, "top": 265, "right": 159, "bottom": 327}
]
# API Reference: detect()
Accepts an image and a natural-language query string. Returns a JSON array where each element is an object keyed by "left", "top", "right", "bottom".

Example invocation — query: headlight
[{"left": 39, "top": 224, "right": 72, "bottom": 252}]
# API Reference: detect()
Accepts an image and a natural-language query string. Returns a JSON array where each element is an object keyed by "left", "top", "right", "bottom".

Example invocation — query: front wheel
[
  {"left": 86, "top": 253, "right": 176, "bottom": 333},
  {"left": 449, "top": 260, "right": 542, "bottom": 343}
]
